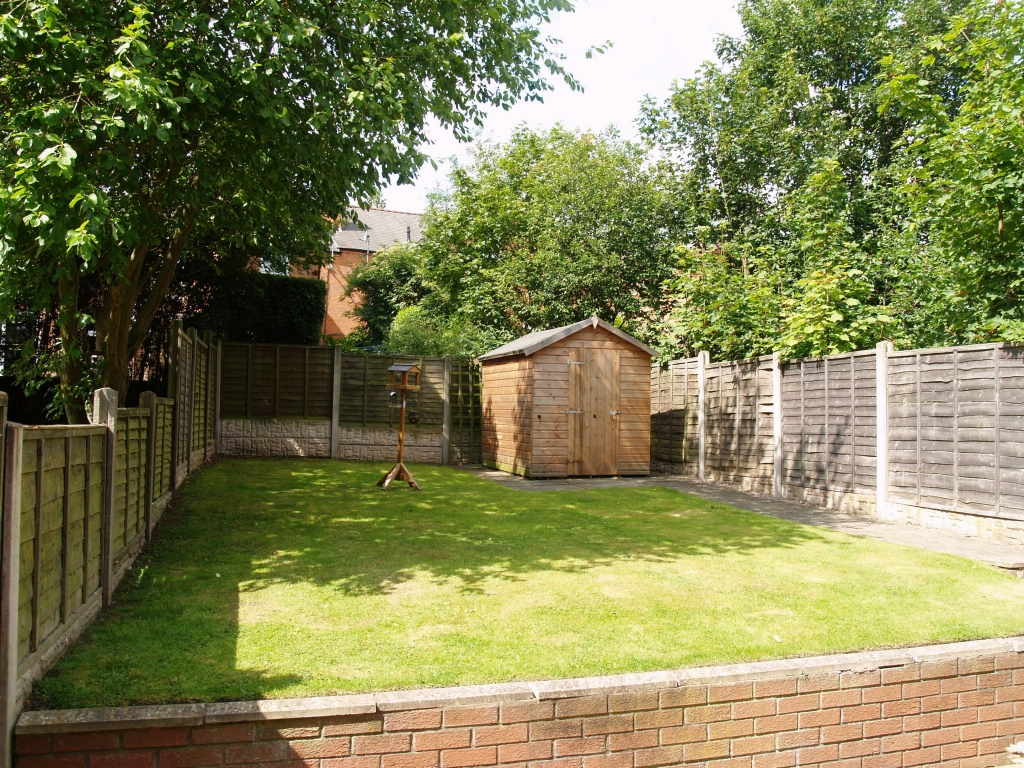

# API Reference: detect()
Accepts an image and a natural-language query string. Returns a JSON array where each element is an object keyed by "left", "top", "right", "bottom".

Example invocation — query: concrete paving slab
[{"left": 462, "top": 468, "right": 1024, "bottom": 575}]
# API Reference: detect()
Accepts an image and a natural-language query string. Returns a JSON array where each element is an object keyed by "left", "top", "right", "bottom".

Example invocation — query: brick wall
[{"left": 15, "top": 639, "right": 1024, "bottom": 768}]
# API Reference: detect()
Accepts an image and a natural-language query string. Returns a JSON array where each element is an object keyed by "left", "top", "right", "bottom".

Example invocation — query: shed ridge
[{"left": 478, "top": 316, "right": 655, "bottom": 361}]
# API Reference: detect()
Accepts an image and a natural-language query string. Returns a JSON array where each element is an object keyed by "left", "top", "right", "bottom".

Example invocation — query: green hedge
[{"left": 196, "top": 272, "right": 327, "bottom": 345}]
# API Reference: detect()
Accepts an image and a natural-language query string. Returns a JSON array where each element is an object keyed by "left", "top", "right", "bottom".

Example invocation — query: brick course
[{"left": 15, "top": 640, "right": 1024, "bottom": 768}]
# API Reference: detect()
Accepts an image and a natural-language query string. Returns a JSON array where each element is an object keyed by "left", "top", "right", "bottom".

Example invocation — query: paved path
[{"left": 463, "top": 468, "right": 1024, "bottom": 575}]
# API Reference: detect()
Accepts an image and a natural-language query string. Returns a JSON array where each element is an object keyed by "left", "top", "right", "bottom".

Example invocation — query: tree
[
  {"left": 0, "top": 0, "right": 581, "bottom": 419},
  {"left": 415, "top": 126, "right": 679, "bottom": 345},
  {"left": 880, "top": 0, "right": 1024, "bottom": 345},
  {"left": 657, "top": 244, "right": 781, "bottom": 362},
  {"left": 640, "top": 0, "right": 965, "bottom": 360},
  {"left": 345, "top": 244, "right": 429, "bottom": 346},
  {"left": 385, "top": 305, "right": 484, "bottom": 356},
  {"left": 776, "top": 159, "right": 892, "bottom": 358}
]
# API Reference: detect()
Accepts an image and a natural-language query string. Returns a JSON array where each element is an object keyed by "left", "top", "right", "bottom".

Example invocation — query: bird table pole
[
  {"left": 398, "top": 390, "right": 405, "bottom": 465},
  {"left": 378, "top": 389, "right": 420, "bottom": 490}
]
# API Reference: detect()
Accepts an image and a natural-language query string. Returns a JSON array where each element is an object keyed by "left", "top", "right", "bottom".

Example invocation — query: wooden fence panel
[
  {"left": 886, "top": 344, "right": 1024, "bottom": 521},
  {"left": 113, "top": 409, "right": 147, "bottom": 564},
  {"left": 206, "top": 342, "right": 218, "bottom": 458},
  {"left": 151, "top": 399, "right": 174, "bottom": 501},
  {"left": 779, "top": 351, "right": 877, "bottom": 501},
  {"left": 703, "top": 357, "right": 774, "bottom": 491},
  {"left": 333, "top": 355, "right": 444, "bottom": 428},
  {"left": 999, "top": 346, "right": 1024, "bottom": 517},
  {"left": 15, "top": 427, "right": 105, "bottom": 667},
  {"left": 853, "top": 353, "right": 879, "bottom": 491},
  {"left": 220, "top": 344, "right": 248, "bottom": 419},
  {"left": 650, "top": 358, "right": 700, "bottom": 474},
  {"left": 217, "top": 348, "right": 478, "bottom": 464},
  {"left": 0, "top": 371, "right": 212, "bottom": 765},
  {"left": 191, "top": 337, "right": 208, "bottom": 454},
  {"left": 219, "top": 344, "right": 333, "bottom": 419},
  {"left": 304, "top": 348, "right": 334, "bottom": 420},
  {"left": 173, "top": 328, "right": 194, "bottom": 483}
]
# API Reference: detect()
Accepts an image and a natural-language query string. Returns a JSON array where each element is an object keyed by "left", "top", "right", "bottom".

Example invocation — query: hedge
[{"left": 195, "top": 272, "right": 327, "bottom": 345}]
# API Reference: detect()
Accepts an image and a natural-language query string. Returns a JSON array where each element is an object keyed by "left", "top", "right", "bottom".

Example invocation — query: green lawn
[{"left": 32, "top": 459, "right": 1024, "bottom": 709}]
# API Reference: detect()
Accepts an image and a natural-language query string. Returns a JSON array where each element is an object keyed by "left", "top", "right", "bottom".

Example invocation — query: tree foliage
[
  {"left": 406, "top": 126, "right": 679, "bottom": 348},
  {"left": 345, "top": 244, "right": 429, "bottom": 347},
  {"left": 880, "top": 0, "right": 1024, "bottom": 345},
  {"left": 641, "top": 0, "right": 967, "bottom": 360},
  {"left": 385, "top": 306, "right": 484, "bottom": 357},
  {"left": 0, "top": 0, "right": 579, "bottom": 418},
  {"left": 371, "top": 0, "right": 1024, "bottom": 362}
]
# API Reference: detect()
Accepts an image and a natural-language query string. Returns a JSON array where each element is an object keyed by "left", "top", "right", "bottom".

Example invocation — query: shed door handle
[{"left": 567, "top": 409, "right": 584, "bottom": 414}]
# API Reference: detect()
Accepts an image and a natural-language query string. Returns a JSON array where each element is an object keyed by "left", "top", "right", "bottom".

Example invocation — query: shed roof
[
  {"left": 332, "top": 208, "right": 423, "bottom": 253},
  {"left": 478, "top": 316, "right": 655, "bottom": 362}
]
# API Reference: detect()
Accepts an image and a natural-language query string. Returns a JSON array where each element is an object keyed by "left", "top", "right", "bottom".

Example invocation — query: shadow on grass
[
  {"left": 32, "top": 459, "right": 829, "bottom": 708},
  {"left": 225, "top": 460, "right": 826, "bottom": 596}
]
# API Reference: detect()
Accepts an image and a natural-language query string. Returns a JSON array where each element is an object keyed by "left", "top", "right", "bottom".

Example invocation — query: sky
[{"left": 382, "top": 0, "right": 745, "bottom": 214}]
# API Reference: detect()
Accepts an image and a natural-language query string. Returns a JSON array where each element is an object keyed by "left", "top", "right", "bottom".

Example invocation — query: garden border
[{"left": 15, "top": 636, "right": 1024, "bottom": 768}]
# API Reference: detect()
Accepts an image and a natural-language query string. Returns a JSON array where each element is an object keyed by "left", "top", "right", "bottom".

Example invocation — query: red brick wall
[
  {"left": 15, "top": 641, "right": 1024, "bottom": 768},
  {"left": 292, "top": 249, "right": 370, "bottom": 338}
]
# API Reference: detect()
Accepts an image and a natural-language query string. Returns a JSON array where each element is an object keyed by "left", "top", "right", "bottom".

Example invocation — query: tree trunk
[
  {"left": 99, "top": 273, "right": 138, "bottom": 403},
  {"left": 57, "top": 267, "right": 88, "bottom": 424},
  {"left": 96, "top": 207, "right": 197, "bottom": 404}
]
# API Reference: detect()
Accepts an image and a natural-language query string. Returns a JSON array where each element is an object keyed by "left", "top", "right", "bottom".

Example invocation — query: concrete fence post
[
  {"left": 442, "top": 356, "right": 452, "bottom": 465},
  {"left": 0, "top": 421, "right": 21, "bottom": 768},
  {"left": 772, "top": 352, "right": 783, "bottom": 499},
  {"left": 91, "top": 388, "right": 117, "bottom": 606},
  {"left": 202, "top": 330, "right": 214, "bottom": 460},
  {"left": 875, "top": 341, "right": 892, "bottom": 518},
  {"left": 330, "top": 347, "right": 341, "bottom": 459},
  {"left": 214, "top": 340, "right": 223, "bottom": 455},
  {"left": 140, "top": 391, "right": 157, "bottom": 540},
  {"left": 187, "top": 328, "right": 198, "bottom": 473},
  {"left": 697, "top": 351, "right": 708, "bottom": 482},
  {"left": 168, "top": 319, "right": 182, "bottom": 490}
]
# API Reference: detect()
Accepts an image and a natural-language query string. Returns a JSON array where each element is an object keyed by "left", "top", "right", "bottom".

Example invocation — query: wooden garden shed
[{"left": 479, "top": 316, "right": 654, "bottom": 478}]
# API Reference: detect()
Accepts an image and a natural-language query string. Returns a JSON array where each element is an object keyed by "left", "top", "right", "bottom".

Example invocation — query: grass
[{"left": 32, "top": 459, "right": 1024, "bottom": 709}]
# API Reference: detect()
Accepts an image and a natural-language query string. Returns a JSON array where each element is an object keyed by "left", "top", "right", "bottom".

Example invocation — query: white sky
[{"left": 382, "top": 0, "right": 744, "bottom": 213}]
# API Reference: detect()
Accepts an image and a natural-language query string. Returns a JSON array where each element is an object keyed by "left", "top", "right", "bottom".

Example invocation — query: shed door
[{"left": 567, "top": 347, "right": 620, "bottom": 476}]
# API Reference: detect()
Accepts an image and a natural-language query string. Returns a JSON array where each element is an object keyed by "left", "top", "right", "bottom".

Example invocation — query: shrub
[
  {"left": 195, "top": 272, "right": 327, "bottom": 345},
  {"left": 346, "top": 244, "right": 429, "bottom": 345},
  {"left": 386, "top": 306, "right": 486, "bottom": 357}
]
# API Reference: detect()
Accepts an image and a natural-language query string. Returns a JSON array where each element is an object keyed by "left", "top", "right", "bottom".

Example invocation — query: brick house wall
[
  {"left": 296, "top": 208, "right": 423, "bottom": 339},
  {"left": 14, "top": 638, "right": 1024, "bottom": 768},
  {"left": 294, "top": 249, "right": 369, "bottom": 338}
]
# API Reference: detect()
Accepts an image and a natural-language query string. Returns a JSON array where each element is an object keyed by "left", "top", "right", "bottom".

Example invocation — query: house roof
[
  {"left": 331, "top": 208, "right": 423, "bottom": 253},
  {"left": 478, "top": 316, "right": 656, "bottom": 362}
]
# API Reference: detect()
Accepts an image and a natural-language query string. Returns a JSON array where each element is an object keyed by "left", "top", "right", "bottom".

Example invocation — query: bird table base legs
[{"left": 377, "top": 462, "right": 421, "bottom": 490}]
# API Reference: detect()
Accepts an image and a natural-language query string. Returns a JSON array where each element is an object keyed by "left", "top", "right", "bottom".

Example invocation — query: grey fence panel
[
  {"left": 999, "top": 346, "right": 1024, "bottom": 516},
  {"left": 886, "top": 344, "right": 1024, "bottom": 521},
  {"left": 219, "top": 351, "right": 481, "bottom": 465},
  {"left": 778, "top": 351, "right": 877, "bottom": 506},
  {"left": 704, "top": 357, "right": 774, "bottom": 493},
  {"left": 172, "top": 328, "right": 194, "bottom": 485},
  {"left": 853, "top": 353, "right": 878, "bottom": 491},
  {"left": 656, "top": 350, "right": 878, "bottom": 506},
  {"left": 650, "top": 358, "right": 700, "bottom": 475},
  {"left": 15, "top": 426, "right": 106, "bottom": 668}
]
